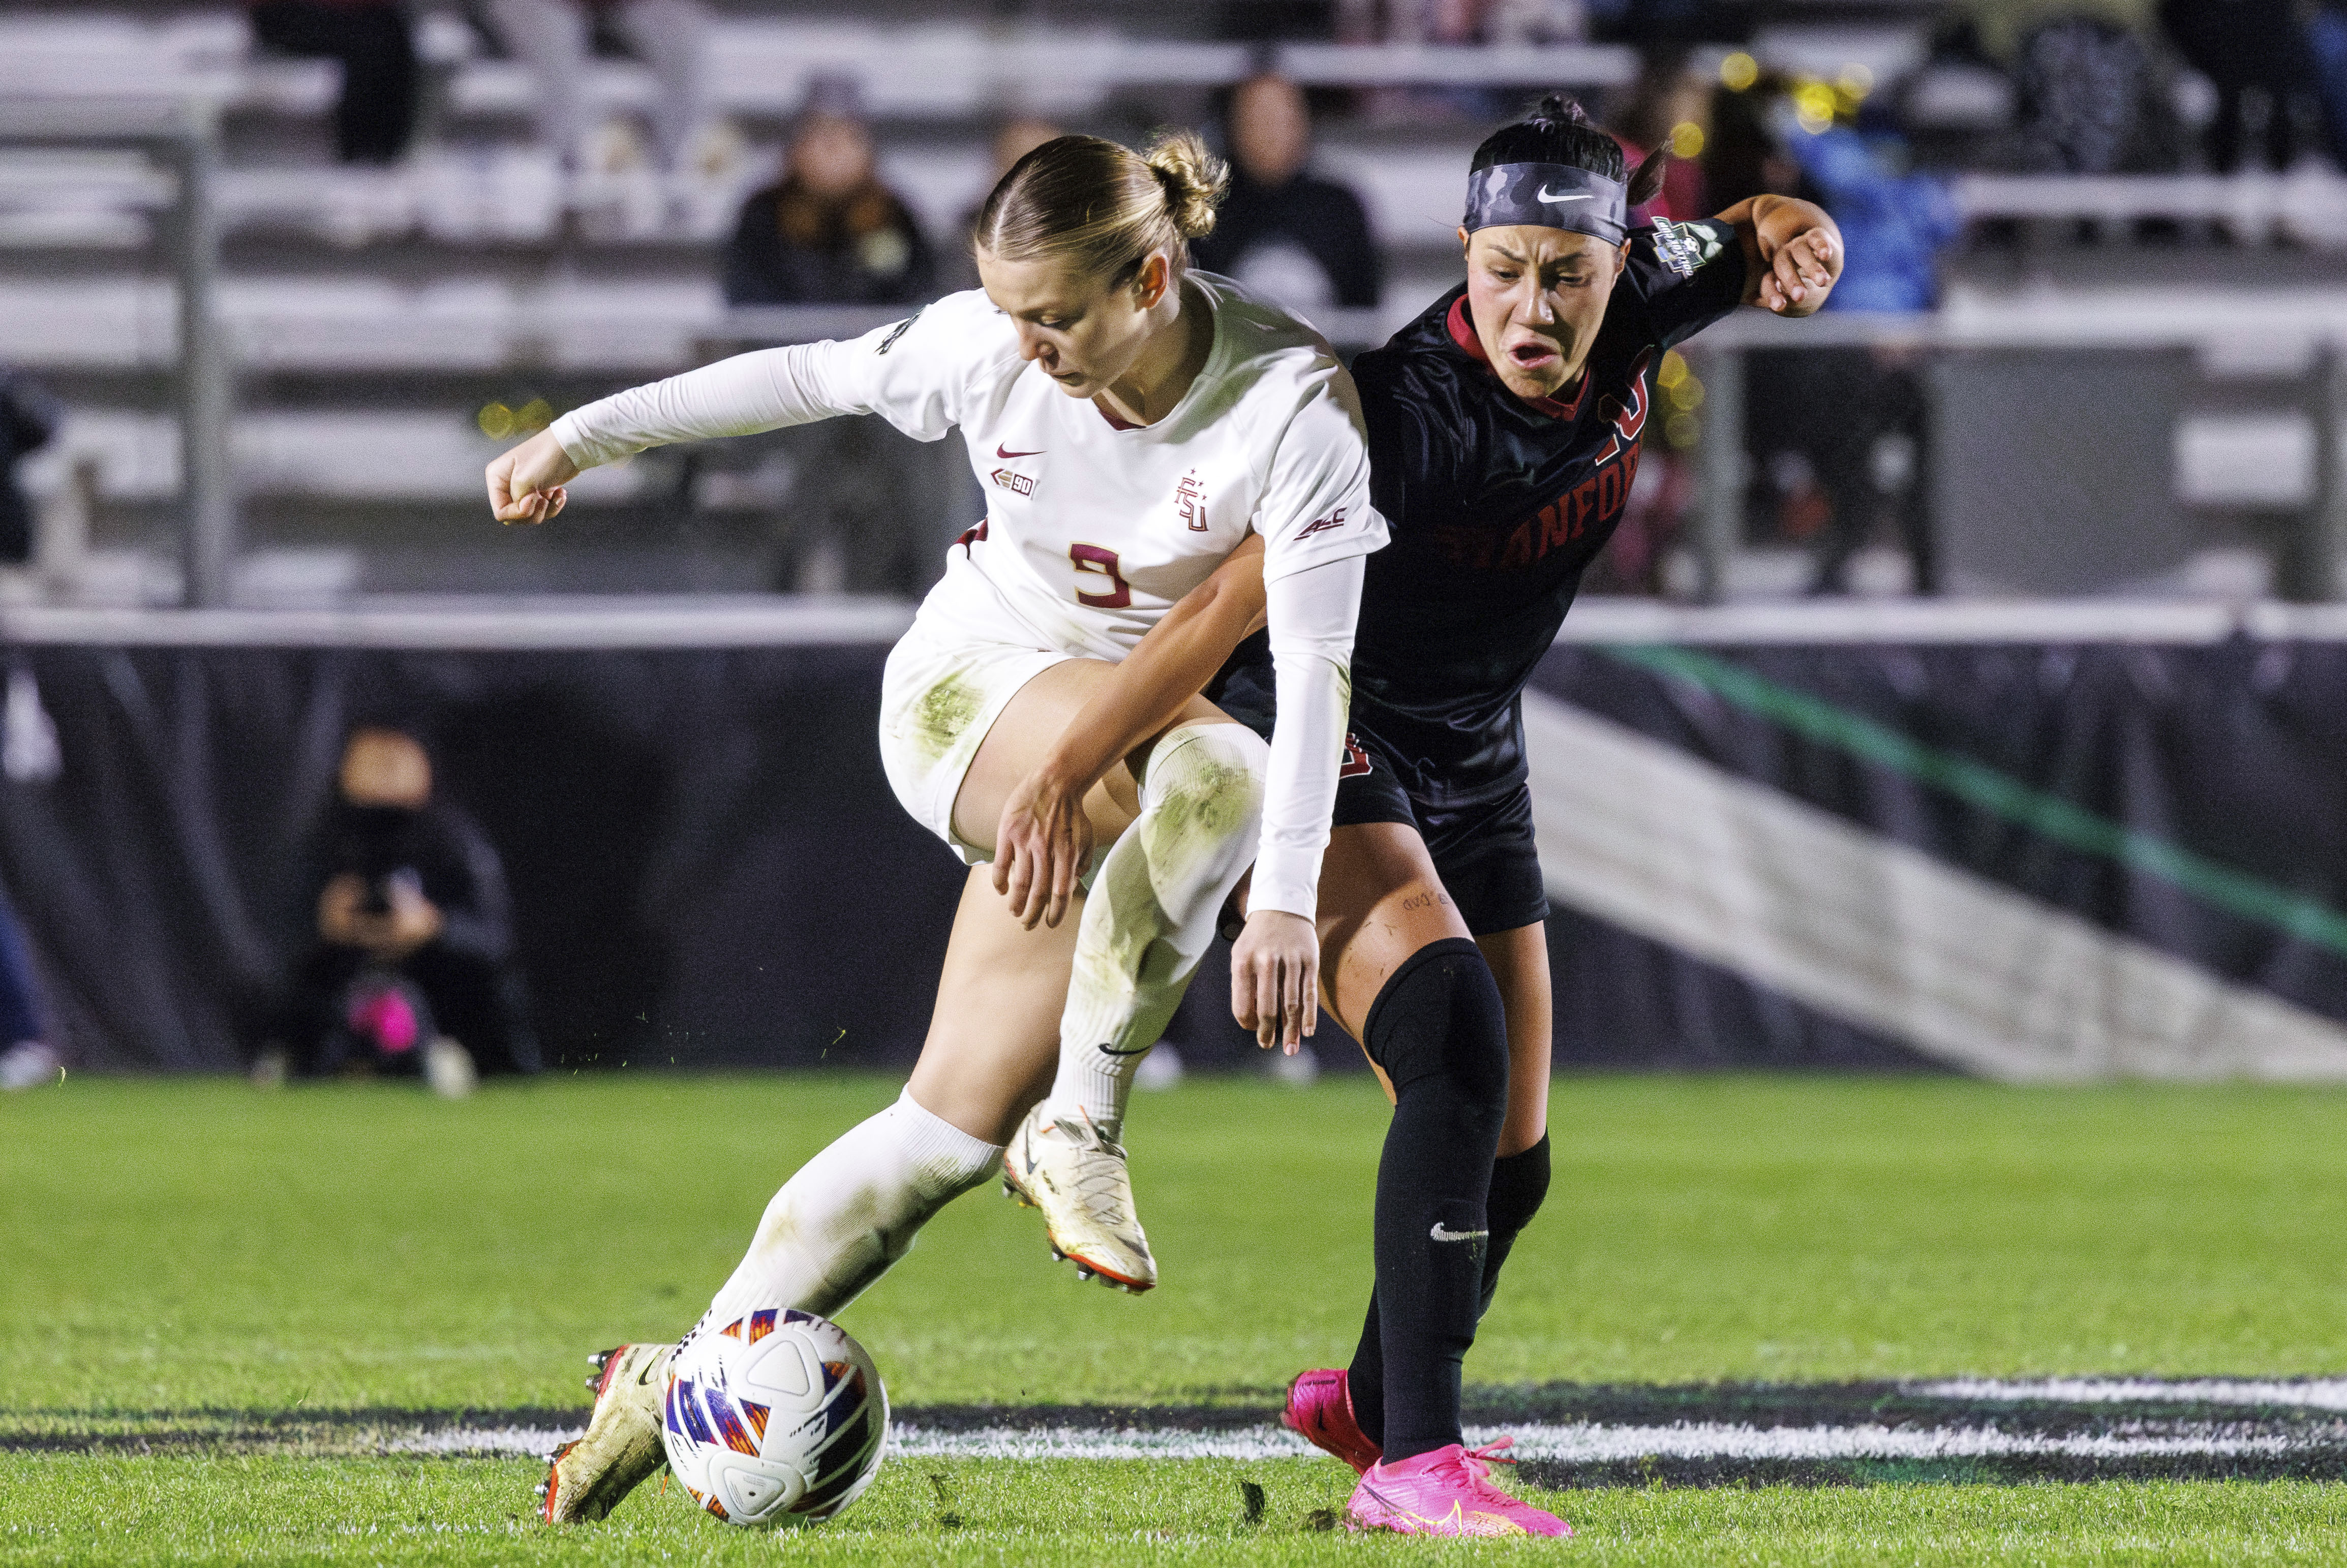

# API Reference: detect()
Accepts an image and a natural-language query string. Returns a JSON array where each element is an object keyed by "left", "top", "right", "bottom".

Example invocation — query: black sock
[
  {"left": 1480, "top": 1133, "right": 1552, "bottom": 1316},
  {"left": 1346, "top": 937, "right": 1507, "bottom": 1464},
  {"left": 1349, "top": 1132, "right": 1552, "bottom": 1451}
]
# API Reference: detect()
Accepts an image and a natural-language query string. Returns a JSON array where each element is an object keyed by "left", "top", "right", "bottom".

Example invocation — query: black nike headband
[{"left": 1462, "top": 162, "right": 1629, "bottom": 243}]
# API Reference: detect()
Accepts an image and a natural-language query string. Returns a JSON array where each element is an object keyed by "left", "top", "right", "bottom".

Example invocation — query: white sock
[
  {"left": 702, "top": 1087, "right": 1002, "bottom": 1327},
  {"left": 1044, "top": 721, "right": 1268, "bottom": 1142}
]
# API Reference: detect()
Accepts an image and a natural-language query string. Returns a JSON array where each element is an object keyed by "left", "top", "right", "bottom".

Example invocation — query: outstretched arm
[
  {"left": 1717, "top": 194, "right": 1843, "bottom": 317},
  {"left": 485, "top": 344, "right": 868, "bottom": 526},
  {"left": 994, "top": 534, "right": 1268, "bottom": 929},
  {"left": 486, "top": 305, "right": 969, "bottom": 525}
]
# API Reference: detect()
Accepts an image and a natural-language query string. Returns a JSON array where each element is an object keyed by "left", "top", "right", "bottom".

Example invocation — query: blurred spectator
[
  {"left": 262, "top": 727, "right": 538, "bottom": 1091},
  {"left": 1776, "top": 113, "right": 1949, "bottom": 593},
  {"left": 1610, "top": 54, "right": 1712, "bottom": 220},
  {"left": 2158, "top": 0, "right": 2322, "bottom": 172},
  {"left": 0, "top": 371, "right": 61, "bottom": 567},
  {"left": 486, "top": 0, "right": 711, "bottom": 170},
  {"left": 0, "top": 887, "right": 58, "bottom": 1092},
  {"left": 1709, "top": 76, "right": 1938, "bottom": 595},
  {"left": 1193, "top": 74, "right": 1381, "bottom": 313},
  {"left": 1960, "top": 0, "right": 2154, "bottom": 60},
  {"left": 714, "top": 84, "right": 942, "bottom": 595},
  {"left": 723, "top": 88, "right": 935, "bottom": 307},
  {"left": 947, "top": 116, "right": 1065, "bottom": 292},
  {"left": 248, "top": 0, "right": 418, "bottom": 165},
  {"left": 2008, "top": 17, "right": 2182, "bottom": 173},
  {"left": 1778, "top": 110, "right": 1959, "bottom": 312}
]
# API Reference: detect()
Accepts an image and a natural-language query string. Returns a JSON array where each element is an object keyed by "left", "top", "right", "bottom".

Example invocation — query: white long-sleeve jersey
[{"left": 551, "top": 274, "right": 1387, "bottom": 918}]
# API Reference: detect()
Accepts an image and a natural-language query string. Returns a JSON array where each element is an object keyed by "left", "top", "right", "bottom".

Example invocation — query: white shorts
[{"left": 878, "top": 614, "right": 1077, "bottom": 867}]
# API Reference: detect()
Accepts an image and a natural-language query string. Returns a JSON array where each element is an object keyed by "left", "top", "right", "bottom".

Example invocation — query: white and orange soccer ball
[{"left": 660, "top": 1306, "right": 888, "bottom": 1528}]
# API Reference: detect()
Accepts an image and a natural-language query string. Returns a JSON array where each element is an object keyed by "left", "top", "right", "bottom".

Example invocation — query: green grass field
[{"left": 7, "top": 1072, "right": 2347, "bottom": 1562}]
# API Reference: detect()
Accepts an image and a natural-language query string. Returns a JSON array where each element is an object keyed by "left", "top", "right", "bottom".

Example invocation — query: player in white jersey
[{"left": 492, "top": 131, "right": 1387, "bottom": 1524}]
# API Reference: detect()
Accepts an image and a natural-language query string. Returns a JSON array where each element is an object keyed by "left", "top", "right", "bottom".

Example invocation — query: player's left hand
[
  {"left": 994, "top": 767, "right": 1094, "bottom": 929},
  {"left": 1757, "top": 225, "right": 1840, "bottom": 316},
  {"left": 1232, "top": 907, "right": 1318, "bottom": 1054}
]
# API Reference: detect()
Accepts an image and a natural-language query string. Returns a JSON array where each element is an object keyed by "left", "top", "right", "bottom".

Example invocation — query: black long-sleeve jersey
[{"left": 1215, "top": 216, "right": 1748, "bottom": 808}]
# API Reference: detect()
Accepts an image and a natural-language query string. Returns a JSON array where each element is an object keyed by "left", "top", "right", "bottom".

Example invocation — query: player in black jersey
[
  {"left": 1000, "top": 94, "right": 1841, "bottom": 1532},
  {"left": 1212, "top": 100, "right": 1834, "bottom": 1485}
]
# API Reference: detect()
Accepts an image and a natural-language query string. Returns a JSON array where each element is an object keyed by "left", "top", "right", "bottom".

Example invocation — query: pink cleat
[
  {"left": 1282, "top": 1369, "right": 1382, "bottom": 1475},
  {"left": 1346, "top": 1438, "right": 1571, "bottom": 1538}
]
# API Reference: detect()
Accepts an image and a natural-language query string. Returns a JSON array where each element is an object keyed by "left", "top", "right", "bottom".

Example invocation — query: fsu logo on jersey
[
  {"left": 1174, "top": 470, "right": 1206, "bottom": 531},
  {"left": 991, "top": 468, "right": 1034, "bottom": 497}
]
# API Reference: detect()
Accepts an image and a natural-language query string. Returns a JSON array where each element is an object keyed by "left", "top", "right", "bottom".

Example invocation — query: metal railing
[
  {"left": 0, "top": 99, "right": 232, "bottom": 607},
  {"left": 1683, "top": 306, "right": 2347, "bottom": 603}
]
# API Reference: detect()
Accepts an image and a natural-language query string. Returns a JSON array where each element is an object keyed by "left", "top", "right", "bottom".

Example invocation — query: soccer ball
[{"left": 661, "top": 1306, "right": 889, "bottom": 1528}]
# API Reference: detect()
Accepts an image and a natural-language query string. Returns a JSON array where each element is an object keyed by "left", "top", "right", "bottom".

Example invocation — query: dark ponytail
[{"left": 1472, "top": 93, "right": 1670, "bottom": 208}]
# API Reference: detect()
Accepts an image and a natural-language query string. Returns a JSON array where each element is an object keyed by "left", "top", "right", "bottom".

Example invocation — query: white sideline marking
[
  {"left": 388, "top": 1426, "right": 580, "bottom": 1456},
  {"left": 1918, "top": 1378, "right": 2347, "bottom": 1411},
  {"left": 382, "top": 1419, "right": 2311, "bottom": 1463},
  {"left": 1479, "top": 1423, "right": 2291, "bottom": 1463},
  {"left": 887, "top": 1424, "right": 1317, "bottom": 1461}
]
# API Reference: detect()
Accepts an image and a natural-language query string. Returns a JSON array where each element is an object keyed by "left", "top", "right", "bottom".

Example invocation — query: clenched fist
[{"left": 485, "top": 428, "right": 580, "bottom": 526}]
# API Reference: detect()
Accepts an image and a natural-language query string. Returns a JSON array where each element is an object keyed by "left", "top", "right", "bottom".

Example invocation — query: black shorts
[
  {"left": 1326, "top": 728, "right": 1549, "bottom": 936},
  {"left": 1213, "top": 662, "right": 1548, "bottom": 935}
]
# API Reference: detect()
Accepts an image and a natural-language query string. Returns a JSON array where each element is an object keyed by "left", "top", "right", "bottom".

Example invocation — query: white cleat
[
  {"left": 539, "top": 1342, "right": 670, "bottom": 1524},
  {"left": 1002, "top": 1103, "right": 1157, "bottom": 1293}
]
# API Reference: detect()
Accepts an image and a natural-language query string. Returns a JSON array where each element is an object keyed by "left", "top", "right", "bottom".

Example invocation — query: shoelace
[
  {"left": 1049, "top": 1114, "right": 1141, "bottom": 1231},
  {"left": 1453, "top": 1438, "right": 1522, "bottom": 1500}
]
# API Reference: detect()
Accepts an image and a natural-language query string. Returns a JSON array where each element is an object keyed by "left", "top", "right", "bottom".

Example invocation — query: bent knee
[
  {"left": 1362, "top": 936, "right": 1510, "bottom": 1106},
  {"left": 1143, "top": 721, "right": 1269, "bottom": 844}
]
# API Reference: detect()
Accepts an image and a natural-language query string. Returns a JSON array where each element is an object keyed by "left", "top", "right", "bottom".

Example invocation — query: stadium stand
[{"left": 0, "top": 2, "right": 2340, "bottom": 602}]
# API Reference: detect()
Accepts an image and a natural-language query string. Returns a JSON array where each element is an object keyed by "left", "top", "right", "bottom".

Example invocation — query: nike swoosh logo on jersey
[
  {"left": 1099, "top": 1043, "right": 1155, "bottom": 1056},
  {"left": 995, "top": 443, "right": 1044, "bottom": 458},
  {"left": 1429, "top": 1223, "right": 1490, "bottom": 1243},
  {"left": 1538, "top": 187, "right": 1595, "bottom": 203}
]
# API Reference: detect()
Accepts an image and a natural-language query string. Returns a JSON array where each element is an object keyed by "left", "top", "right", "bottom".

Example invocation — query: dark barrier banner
[
  {"left": 0, "top": 641, "right": 969, "bottom": 1073},
  {"left": 15, "top": 628, "right": 2347, "bottom": 1078},
  {"left": 1523, "top": 639, "right": 2347, "bottom": 1078}
]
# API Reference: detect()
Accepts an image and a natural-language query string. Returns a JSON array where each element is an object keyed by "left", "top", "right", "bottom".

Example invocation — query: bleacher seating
[{"left": 0, "top": 2, "right": 2340, "bottom": 603}]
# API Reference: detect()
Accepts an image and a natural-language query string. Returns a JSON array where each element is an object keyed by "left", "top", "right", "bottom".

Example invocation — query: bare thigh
[
  {"left": 1475, "top": 922, "right": 1552, "bottom": 1156},
  {"left": 947, "top": 657, "right": 1230, "bottom": 854},
  {"left": 905, "top": 867, "right": 1085, "bottom": 1145},
  {"left": 911, "top": 657, "right": 1234, "bottom": 1145}
]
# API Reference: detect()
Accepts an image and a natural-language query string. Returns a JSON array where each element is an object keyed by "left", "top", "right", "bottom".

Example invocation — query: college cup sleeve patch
[{"left": 1650, "top": 218, "right": 1725, "bottom": 279}]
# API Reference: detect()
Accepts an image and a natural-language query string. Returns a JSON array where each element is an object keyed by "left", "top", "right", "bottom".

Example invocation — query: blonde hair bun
[
  {"left": 1143, "top": 129, "right": 1230, "bottom": 241},
  {"left": 974, "top": 131, "right": 1228, "bottom": 283}
]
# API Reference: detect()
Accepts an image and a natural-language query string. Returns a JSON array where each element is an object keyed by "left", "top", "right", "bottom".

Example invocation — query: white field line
[
  {"left": 382, "top": 1420, "right": 2309, "bottom": 1463},
  {"left": 388, "top": 1426, "right": 580, "bottom": 1457},
  {"left": 1475, "top": 1423, "right": 2293, "bottom": 1463},
  {"left": 1916, "top": 1378, "right": 2347, "bottom": 1410}
]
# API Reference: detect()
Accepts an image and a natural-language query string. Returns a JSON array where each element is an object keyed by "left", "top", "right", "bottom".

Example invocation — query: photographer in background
[{"left": 259, "top": 726, "right": 540, "bottom": 1093}]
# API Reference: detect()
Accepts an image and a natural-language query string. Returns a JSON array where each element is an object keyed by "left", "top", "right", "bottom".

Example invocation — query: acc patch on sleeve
[{"left": 875, "top": 310, "right": 923, "bottom": 355}]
